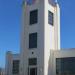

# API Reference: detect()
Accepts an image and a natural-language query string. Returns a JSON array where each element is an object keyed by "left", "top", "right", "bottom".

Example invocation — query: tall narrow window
[
  {"left": 30, "top": 10, "right": 38, "bottom": 25},
  {"left": 12, "top": 60, "right": 19, "bottom": 74},
  {"left": 48, "top": 11, "right": 54, "bottom": 25},
  {"left": 29, "top": 33, "right": 37, "bottom": 48}
]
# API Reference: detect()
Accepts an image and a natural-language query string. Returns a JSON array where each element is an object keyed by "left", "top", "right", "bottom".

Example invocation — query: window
[
  {"left": 48, "top": 11, "right": 54, "bottom": 25},
  {"left": 56, "top": 57, "right": 75, "bottom": 75},
  {"left": 29, "top": 33, "right": 37, "bottom": 48},
  {"left": 29, "top": 58, "right": 37, "bottom": 66},
  {"left": 30, "top": 10, "right": 38, "bottom": 25},
  {"left": 12, "top": 60, "right": 19, "bottom": 74}
]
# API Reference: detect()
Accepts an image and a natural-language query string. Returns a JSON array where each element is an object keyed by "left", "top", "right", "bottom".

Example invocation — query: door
[{"left": 29, "top": 67, "right": 37, "bottom": 75}]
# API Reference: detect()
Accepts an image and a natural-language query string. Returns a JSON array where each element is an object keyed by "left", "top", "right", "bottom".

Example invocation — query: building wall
[
  {"left": 20, "top": 0, "right": 60, "bottom": 75},
  {"left": 51, "top": 49, "right": 75, "bottom": 75},
  {"left": 20, "top": 1, "right": 45, "bottom": 75},
  {"left": 5, "top": 51, "right": 20, "bottom": 75},
  {"left": 44, "top": 1, "right": 60, "bottom": 75}
]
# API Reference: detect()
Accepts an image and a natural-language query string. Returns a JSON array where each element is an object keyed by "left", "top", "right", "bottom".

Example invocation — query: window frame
[
  {"left": 30, "top": 9, "right": 38, "bottom": 25},
  {"left": 12, "top": 60, "right": 20, "bottom": 74},
  {"left": 29, "top": 33, "right": 37, "bottom": 49},
  {"left": 48, "top": 10, "right": 54, "bottom": 26}
]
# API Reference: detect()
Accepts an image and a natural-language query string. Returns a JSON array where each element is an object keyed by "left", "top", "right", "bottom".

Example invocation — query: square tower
[{"left": 20, "top": 0, "right": 60, "bottom": 75}]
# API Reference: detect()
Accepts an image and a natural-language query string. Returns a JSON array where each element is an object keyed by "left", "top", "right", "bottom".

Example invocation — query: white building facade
[
  {"left": 5, "top": 51, "right": 20, "bottom": 75},
  {"left": 20, "top": 0, "right": 60, "bottom": 75}
]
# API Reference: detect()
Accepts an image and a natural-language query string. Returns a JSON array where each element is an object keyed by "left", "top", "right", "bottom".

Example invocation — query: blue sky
[{"left": 0, "top": 0, "right": 75, "bottom": 68}]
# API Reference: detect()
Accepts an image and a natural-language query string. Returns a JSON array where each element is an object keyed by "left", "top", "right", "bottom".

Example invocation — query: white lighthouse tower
[{"left": 20, "top": 0, "right": 60, "bottom": 75}]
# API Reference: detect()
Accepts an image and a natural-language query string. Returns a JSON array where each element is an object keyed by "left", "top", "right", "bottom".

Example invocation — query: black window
[
  {"left": 56, "top": 57, "right": 75, "bottom": 75},
  {"left": 12, "top": 60, "right": 19, "bottom": 74},
  {"left": 30, "top": 10, "right": 38, "bottom": 25},
  {"left": 48, "top": 11, "right": 54, "bottom": 25},
  {"left": 29, "top": 58, "right": 37, "bottom": 66},
  {"left": 29, "top": 33, "right": 37, "bottom": 48}
]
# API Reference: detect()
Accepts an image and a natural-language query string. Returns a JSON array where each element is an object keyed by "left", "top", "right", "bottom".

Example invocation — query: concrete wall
[
  {"left": 20, "top": 0, "right": 60, "bottom": 75},
  {"left": 20, "top": 1, "right": 45, "bottom": 75},
  {"left": 5, "top": 51, "right": 20, "bottom": 75},
  {"left": 44, "top": 1, "right": 60, "bottom": 75}
]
